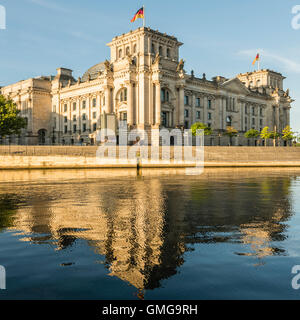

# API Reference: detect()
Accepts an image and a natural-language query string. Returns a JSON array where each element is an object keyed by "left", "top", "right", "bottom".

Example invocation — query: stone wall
[{"left": 0, "top": 146, "right": 299, "bottom": 169}]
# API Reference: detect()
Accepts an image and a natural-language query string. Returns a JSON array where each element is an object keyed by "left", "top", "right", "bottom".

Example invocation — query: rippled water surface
[{"left": 1, "top": 168, "right": 300, "bottom": 300}]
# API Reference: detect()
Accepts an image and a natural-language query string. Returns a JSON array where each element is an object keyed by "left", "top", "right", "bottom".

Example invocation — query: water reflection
[{"left": 0, "top": 169, "right": 296, "bottom": 292}]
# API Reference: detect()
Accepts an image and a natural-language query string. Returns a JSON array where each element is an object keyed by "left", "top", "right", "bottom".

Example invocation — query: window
[
  {"left": 133, "top": 44, "right": 137, "bottom": 53},
  {"left": 252, "top": 118, "right": 255, "bottom": 125},
  {"left": 184, "top": 95, "right": 189, "bottom": 105},
  {"left": 119, "top": 88, "right": 127, "bottom": 102},
  {"left": 161, "top": 89, "right": 170, "bottom": 103},
  {"left": 196, "top": 98, "right": 200, "bottom": 107},
  {"left": 167, "top": 48, "right": 170, "bottom": 58},
  {"left": 64, "top": 104, "right": 68, "bottom": 112},
  {"left": 64, "top": 116, "right": 68, "bottom": 123},
  {"left": 162, "top": 112, "right": 167, "bottom": 127},
  {"left": 93, "top": 123, "right": 97, "bottom": 132},
  {"left": 252, "top": 107, "right": 255, "bottom": 115},
  {"left": 64, "top": 126, "right": 68, "bottom": 134},
  {"left": 92, "top": 98, "right": 96, "bottom": 108},
  {"left": 93, "top": 112, "right": 97, "bottom": 119},
  {"left": 119, "top": 49, "right": 122, "bottom": 58},
  {"left": 208, "top": 112, "right": 212, "bottom": 120},
  {"left": 82, "top": 123, "right": 86, "bottom": 132},
  {"left": 185, "top": 121, "right": 189, "bottom": 129},
  {"left": 73, "top": 124, "right": 77, "bottom": 133},
  {"left": 196, "top": 111, "right": 201, "bottom": 119},
  {"left": 184, "top": 109, "right": 189, "bottom": 118},
  {"left": 82, "top": 100, "right": 86, "bottom": 109},
  {"left": 159, "top": 46, "right": 163, "bottom": 56},
  {"left": 151, "top": 43, "right": 155, "bottom": 54},
  {"left": 245, "top": 117, "right": 247, "bottom": 124},
  {"left": 120, "top": 112, "right": 127, "bottom": 121},
  {"left": 82, "top": 113, "right": 86, "bottom": 121},
  {"left": 260, "top": 107, "right": 263, "bottom": 116},
  {"left": 73, "top": 102, "right": 76, "bottom": 111},
  {"left": 208, "top": 100, "right": 212, "bottom": 109},
  {"left": 73, "top": 115, "right": 76, "bottom": 122},
  {"left": 226, "top": 116, "right": 232, "bottom": 126},
  {"left": 126, "top": 47, "right": 130, "bottom": 55},
  {"left": 260, "top": 119, "right": 263, "bottom": 126}
]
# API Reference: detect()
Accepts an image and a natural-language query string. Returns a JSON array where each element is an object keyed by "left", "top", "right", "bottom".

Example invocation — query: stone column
[
  {"left": 155, "top": 82, "right": 161, "bottom": 126},
  {"left": 127, "top": 82, "right": 133, "bottom": 126},
  {"left": 104, "top": 87, "right": 111, "bottom": 114},
  {"left": 178, "top": 85, "right": 184, "bottom": 126}
]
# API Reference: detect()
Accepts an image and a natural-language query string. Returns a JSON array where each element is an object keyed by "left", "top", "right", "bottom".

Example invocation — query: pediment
[{"left": 220, "top": 78, "right": 250, "bottom": 94}]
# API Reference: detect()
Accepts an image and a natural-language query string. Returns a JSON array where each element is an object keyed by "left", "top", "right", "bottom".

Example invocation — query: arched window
[
  {"left": 151, "top": 43, "right": 155, "bottom": 54},
  {"left": 159, "top": 46, "right": 163, "bottom": 56},
  {"left": 119, "top": 49, "right": 122, "bottom": 59},
  {"left": 133, "top": 44, "right": 137, "bottom": 53},
  {"left": 119, "top": 88, "right": 127, "bottom": 102},
  {"left": 167, "top": 48, "right": 170, "bottom": 58}
]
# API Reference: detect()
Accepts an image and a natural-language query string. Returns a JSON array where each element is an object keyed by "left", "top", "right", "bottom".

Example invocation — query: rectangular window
[
  {"left": 162, "top": 112, "right": 167, "bottom": 127},
  {"left": 196, "top": 111, "right": 201, "bottom": 119},
  {"left": 82, "top": 114, "right": 86, "bottom": 121},
  {"left": 73, "top": 124, "right": 77, "bottom": 133},
  {"left": 196, "top": 98, "right": 200, "bottom": 107},
  {"left": 252, "top": 107, "right": 255, "bottom": 116},
  {"left": 260, "top": 107, "right": 263, "bottom": 116},
  {"left": 93, "top": 123, "right": 97, "bottom": 132},
  {"left": 92, "top": 98, "right": 96, "bottom": 108},
  {"left": 184, "top": 109, "right": 189, "bottom": 118},
  {"left": 64, "top": 126, "right": 68, "bottom": 134},
  {"left": 93, "top": 112, "right": 97, "bottom": 119},
  {"left": 260, "top": 119, "right": 263, "bottom": 126},
  {"left": 245, "top": 117, "right": 247, "bottom": 124},
  {"left": 208, "top": 112, "right": 212, "bottom": 120},
  {"left": 185, "top": 121, "right": 189, "bottom": 129},
  {"left": 208, "top": 99, "right": 212, "bottom": 109},
  {"left": 53, "top": 118, "right": 56, "bottom": 129},
  {"left": 82, "top": 100, "right": 86, "bottom": 109},
  {"left": 73, "top": 115, "right": 76, "bottom": 122},
  {"left": 73, "top": 102, "right": 76, "bottom": 111},
  {"left": 64, "top": 104, "right": 68, "bottom": 112},
  {"left": 82, "top": 123, "right": 86, "bottom": 132},
  {"left": 64, "top": 116, "right": 67, "bottom": 123},
  {"left": 252, "top": 118, "right": 255, "bottom": 125},
  {"left": 184, "top": 95, "right": 189, "bottom": 106}
]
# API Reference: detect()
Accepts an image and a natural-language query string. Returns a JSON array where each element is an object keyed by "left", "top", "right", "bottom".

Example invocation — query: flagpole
[
  {"left": 258, "top": 52, "right": 260, "bottom": 71},
  {"left": 143, "top": 5, "right": 145, "bottom": 27}
]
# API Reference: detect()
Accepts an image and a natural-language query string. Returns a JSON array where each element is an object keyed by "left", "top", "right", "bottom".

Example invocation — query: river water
[{"left": 0, "top": 168, "right": 300, "bottom": 300}]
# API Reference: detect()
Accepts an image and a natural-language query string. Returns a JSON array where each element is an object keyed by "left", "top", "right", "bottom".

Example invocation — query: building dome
[{"left": 82, "top": 62, "right": 106, "bottom": 82}]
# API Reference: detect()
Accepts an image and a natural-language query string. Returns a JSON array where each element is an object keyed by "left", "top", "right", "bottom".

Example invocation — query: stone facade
[{"left": 0, "top": 27, "right": 293, "bottom": 145}]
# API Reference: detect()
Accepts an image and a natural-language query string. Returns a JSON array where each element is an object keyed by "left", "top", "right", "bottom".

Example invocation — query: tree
[
  {"left": 282, "top": 126, "right": 295, "bottom": 146},
  {"left": 269, "top": 131, "right": 280, "bottom": 147},
  {"left": 260, "top": 126, "right": 271, "bottom": 146},
  {"left": 223, "top": 126, "right": 238, "bottom": 146},
  {"left": 244, "top": 129, "right": 260, "bottom": 146},
  {"left": 191, "top": 122, "right": 212, "bottom": 136},
  {"left": 0, "top": 95, "right": 27, "bottom": 139}
]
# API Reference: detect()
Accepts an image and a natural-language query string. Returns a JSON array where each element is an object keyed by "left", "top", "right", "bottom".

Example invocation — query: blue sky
[{"left": 0, "top": 0, "right": 299, "bottom": 132}]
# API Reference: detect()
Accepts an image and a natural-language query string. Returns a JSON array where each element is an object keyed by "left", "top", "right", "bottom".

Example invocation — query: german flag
[
  {"left": 252, "top": 53, "right": 259, "bottom": 65},
  {"left": 131, "top": 7, "right": 144, "bottom": 23}
]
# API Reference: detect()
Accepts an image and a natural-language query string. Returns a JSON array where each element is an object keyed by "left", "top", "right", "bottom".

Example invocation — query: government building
[{"left": 0, "top": 27, "right": 293, "bottom": 145}]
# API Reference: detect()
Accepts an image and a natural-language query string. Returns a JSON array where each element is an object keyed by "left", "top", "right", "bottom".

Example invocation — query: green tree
[
  {"left": 0, "top": 95, "right": 27, "bottom": 139},
  {"left": 191, "top": 122, "right": 212, "bottom": 136},
  {"left": 244, "top": 129, "right": 260, "bottom": 146},
  {"left": 269, "top": 131, "right": 280, "bottom": 147},
  {"left": 282, "top": 126, "right": 295, "bottom": 146},
  {"left": 223, "top": 126, "right": 238, "bottom": 146},
  {"left": 260, "top": 126, "right": 271, "bottom": 146}
]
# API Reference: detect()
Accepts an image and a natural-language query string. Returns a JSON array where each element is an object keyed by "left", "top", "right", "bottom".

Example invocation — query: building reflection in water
[{"left": 0, "top": 169, "right": 295, "bottom": 291}]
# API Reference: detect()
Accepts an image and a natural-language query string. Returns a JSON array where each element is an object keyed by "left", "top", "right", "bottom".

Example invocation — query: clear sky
[{"left": 0, "top": 0, "right": 299, "bottom": 133}]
